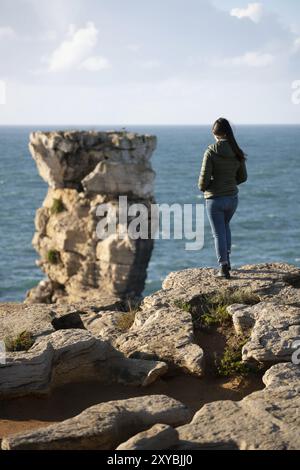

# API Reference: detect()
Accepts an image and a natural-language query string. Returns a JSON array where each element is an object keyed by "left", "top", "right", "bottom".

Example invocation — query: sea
[{"left": 1, "top": 125, "right": 300, "bottom": 302}]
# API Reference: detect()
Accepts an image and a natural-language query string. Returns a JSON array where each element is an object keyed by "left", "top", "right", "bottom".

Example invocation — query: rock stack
[{"left": 26, "top": 130, "right": 157, "bottom": 304}]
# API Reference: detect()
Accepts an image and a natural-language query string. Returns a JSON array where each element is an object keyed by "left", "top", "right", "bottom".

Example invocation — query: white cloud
[
  {"left": 47, "top": 22, "right": 109, "bottom": 72},
  {"left": 80, "top": 56, "right": 111, "bottom": 71},
  {"left": 40, "top": 30, "right": 58, "bottom": 42},
  {"left": 127, "top": 44, "right": 142, "bottom": 52},
  {"left": 140, "top": 60, "right": 161, "bottom": 69},
  {"left": 215, "top": 51, "right": 274, "bottom": 68},
  {"left": 231, "top": 3, "right": 264, "bottom": 24},
  {"left": 0, "top": 26, "right": 16, "bottom": 39},
  {"left": 0, "top": 80, "right": 6, "bottom": 105},
  {"left": 293, "top": 38, "right": 300, "bottom": 54}
]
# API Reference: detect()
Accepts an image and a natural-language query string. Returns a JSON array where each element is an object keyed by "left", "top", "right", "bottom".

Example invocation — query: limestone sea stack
[{"left": 26, "top": 131, "right": 157, "bottom": 304}]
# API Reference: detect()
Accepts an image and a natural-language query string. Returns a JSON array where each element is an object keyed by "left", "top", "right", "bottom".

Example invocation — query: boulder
[
  {"left": 262, "top": 362, "right": 300, "bottom": 389},
  {"left": 227, "top": 303, "right": 256, "bottom": 335}
]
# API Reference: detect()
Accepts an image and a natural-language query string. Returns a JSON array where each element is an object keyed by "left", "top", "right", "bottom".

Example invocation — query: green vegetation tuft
[
  {"left": 5, "top": 331, "right": 34, "bottom": 352},
  {"left": 216, "top": 338, "right": 250, "bottom": 377},
  {"left": 174, "top": 288, "right": 260, "bottom": 330},
  {"left": 202, "top": 304, "right": 232, "bottom": 327},
  {"left": 173, "top": 288, "right": 262, "bottom": 379},
  {"left": 173, "top": 300, "right": 192, "bottom": 313},
  {"left": 50, "top": 198, "right": 65, "bottom": 215},
  {"left": 199, "top": 287, "right": 260, "bottom": 329},
  {"left": 209, "top": 287, "right": 261, "bottom": 308},
  {"left": 47, "top": 250, "right": 60, "bottom": 265}
]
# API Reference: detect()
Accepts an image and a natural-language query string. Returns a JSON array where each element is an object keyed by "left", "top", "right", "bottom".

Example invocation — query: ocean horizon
[{"left": 1, "top": 124, "right": 300, "bottom": 302}]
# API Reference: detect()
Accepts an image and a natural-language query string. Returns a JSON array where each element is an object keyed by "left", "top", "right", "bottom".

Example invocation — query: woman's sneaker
[{"left": 216, "top": 264, "right": 231, "bottom": 279}]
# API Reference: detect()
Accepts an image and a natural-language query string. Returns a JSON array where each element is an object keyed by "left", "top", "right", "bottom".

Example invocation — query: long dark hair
[{"left": 213, "top": 118, "right": 246, "bottom": 162}]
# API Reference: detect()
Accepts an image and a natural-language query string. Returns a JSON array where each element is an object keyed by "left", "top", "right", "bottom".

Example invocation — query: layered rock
[
  {"left": 29, "top": 131, "right": 156, "bottom": 193},
  {"left": 113, "top": 306, "right": 204, "bottom": 377},
  {"left": 0, "top": 328, "right": 168, "bottom": 399},
  {"left": 26, "top": 131, "right": 157, "bottom": 304},
  {"left": 2, "top": 395, "right": 191, "bottom": 450}
]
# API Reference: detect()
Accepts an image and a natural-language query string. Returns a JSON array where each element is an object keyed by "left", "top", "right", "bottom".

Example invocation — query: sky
[{"left": 0, "top": 0, "right": 300, "bottom": 125}]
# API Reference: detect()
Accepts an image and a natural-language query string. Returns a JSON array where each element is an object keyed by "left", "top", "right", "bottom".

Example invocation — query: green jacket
[{"left": 198, "top": 140, "right": 248, "bottom": 199}]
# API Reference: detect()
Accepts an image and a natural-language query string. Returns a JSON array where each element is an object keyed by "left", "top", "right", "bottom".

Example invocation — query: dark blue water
[{"left": 1, "top": 125, "right": 300, "bottom": 301}]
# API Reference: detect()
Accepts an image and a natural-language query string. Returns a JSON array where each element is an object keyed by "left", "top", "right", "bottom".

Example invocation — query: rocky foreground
[{"left": 1, "top": 262, "right": 300, "bottom": 450}]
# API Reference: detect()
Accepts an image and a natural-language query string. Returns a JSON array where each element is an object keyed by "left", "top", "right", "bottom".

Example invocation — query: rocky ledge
[{"left": 1, "top": 262, "right": 300, "bottom": 450}]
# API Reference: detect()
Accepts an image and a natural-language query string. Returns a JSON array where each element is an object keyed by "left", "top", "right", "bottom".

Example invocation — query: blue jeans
[{"left": 206, "top": 194, "right": 238, "bottom": 266}]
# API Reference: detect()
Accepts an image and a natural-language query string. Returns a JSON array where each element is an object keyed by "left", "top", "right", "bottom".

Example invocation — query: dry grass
[
  {"left": 116, "top": 299, "right": 141, "bottom": 331},
  {"left": 5, "top": 331, "right": 34, "bottom": 352}
]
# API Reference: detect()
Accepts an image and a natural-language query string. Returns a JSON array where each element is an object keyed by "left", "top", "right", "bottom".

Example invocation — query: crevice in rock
[
  {"left": 51, "top": 312, "right": 86, "bottom": 330},
  {"left": 173, "top": 290, "right": 265, "bottom": 394},
  {"left": 184, "top": 288, "right": 261, "bottom": 331},
  {"left": 284, "top": 273, "right": 300, "bottom": 289}
]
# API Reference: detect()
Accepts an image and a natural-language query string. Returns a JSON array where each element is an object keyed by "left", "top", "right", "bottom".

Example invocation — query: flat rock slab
[
  {"left": 113, "top": 306, "right": 204, "bottom": 377},
  {"left": 0, "top": 329, "right": 168, "bottom": 399},
  {"left": 2, "top": 395, "right": 191, "bottom": 450},
  {"left": 116, "top": 424, "right": 179, "bottom": 450},
  {"left": 0, "top": 303, "right": 54, "bottom": 340},
  {"left": 0, "top": 298, "right": 125, "bottom": 342},
  {"left": 175, "top": 364, "right": 300, "bottom": 450},
  {"left": 156, "top": 263, "right": 300, "bottom": 308}
]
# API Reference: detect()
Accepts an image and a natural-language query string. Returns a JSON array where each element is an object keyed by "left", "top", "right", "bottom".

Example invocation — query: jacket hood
[{"left": 208, "top": 140, "right": 236, "bottom": 158}]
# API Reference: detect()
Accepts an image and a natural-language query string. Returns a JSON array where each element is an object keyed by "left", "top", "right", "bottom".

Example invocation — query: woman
[{"left": 198, "top": 118, "right": 248, "bottom": 279}]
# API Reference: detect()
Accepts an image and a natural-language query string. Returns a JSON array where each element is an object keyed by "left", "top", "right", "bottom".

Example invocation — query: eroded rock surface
[
  {"left": 2, "top": 263, "right": 300, "bottom": 450},
  {"left": 0, "top": 329, "right": 168, "bottom": 398},
  {"left": 160, "top": 263, "right": 300, "bottom": 307},
  {"left": 26, "top": 131, "right": 157, "bottom": 303},
  {"left": 29, "top": 131, "right": 156, "bottom": 191},
  {"left": 2, "top": 395, "right": 191, "bottom": 450},
  {"left": 114, "top": 306, "right": 204, "bottom": 377},
  {"left": 0, "top": 303, "right": 54, "bottom": 339},
  {"left": 227, "top": 302, "right": 300, "bottom": 365},
  {"left": 175, "top": 364, "right": 300, "bottom": 450}
]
